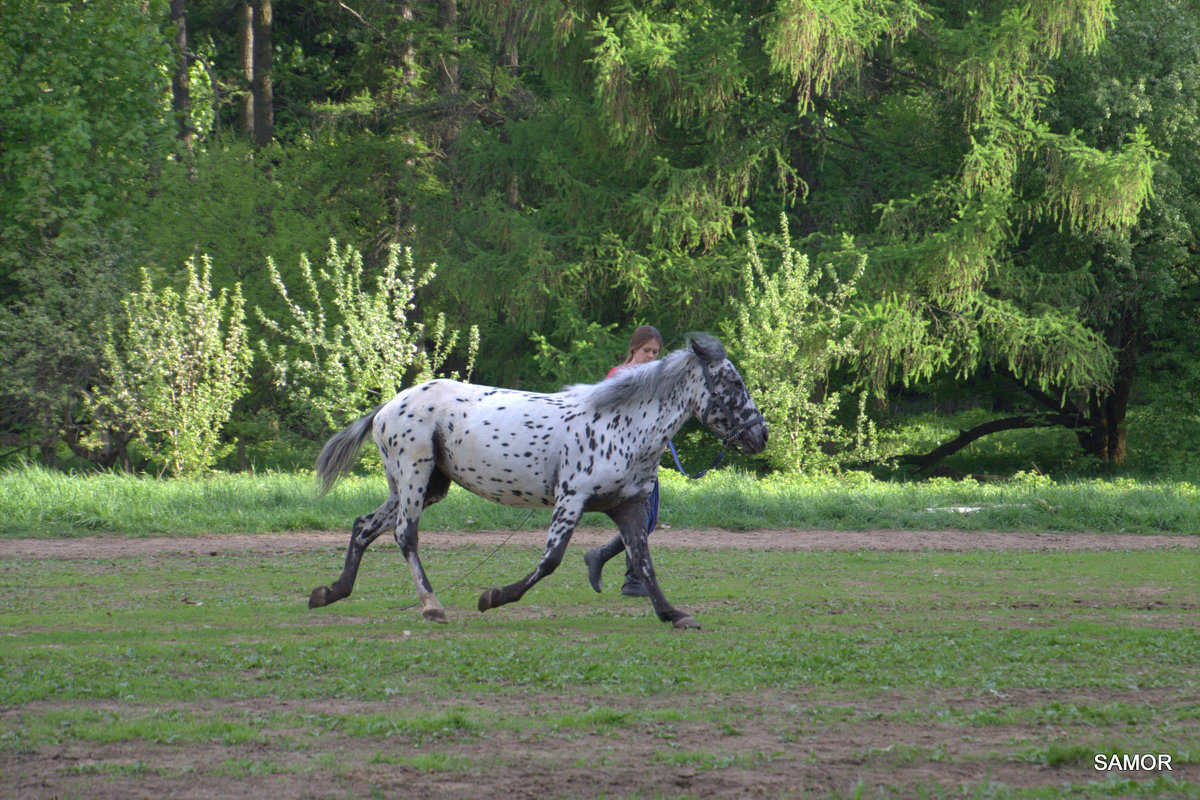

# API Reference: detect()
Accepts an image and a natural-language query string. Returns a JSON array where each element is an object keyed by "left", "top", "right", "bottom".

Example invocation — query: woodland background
[{"left": 2, "top": 0, "right": 1198, "bottom": 479}]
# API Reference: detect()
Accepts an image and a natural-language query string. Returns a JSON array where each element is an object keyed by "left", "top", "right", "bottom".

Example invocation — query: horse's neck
[
  {"left": 665, "top": 363, "right": 706, "bottom": 436},
  {"left": 628, "top": 361, "right": 704, "bottom": 449}
]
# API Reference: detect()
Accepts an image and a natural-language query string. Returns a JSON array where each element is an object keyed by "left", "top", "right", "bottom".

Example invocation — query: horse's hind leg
[
  {"left": 396, "top": 517, "right": 445, "bottom": 623},
  {"left": 309, "top": 491, "right": 398, "bottom": 609},
  {"left": 396, "top": 466, "right": 452, "bottom": 624},
  {"left": 608, "top": 499, "right": 699, "bottom": 629}
]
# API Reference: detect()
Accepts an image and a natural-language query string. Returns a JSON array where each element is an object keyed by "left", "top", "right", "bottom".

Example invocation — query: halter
[{"left": 697, "top": 357, "right": 766, "bottom": 447}]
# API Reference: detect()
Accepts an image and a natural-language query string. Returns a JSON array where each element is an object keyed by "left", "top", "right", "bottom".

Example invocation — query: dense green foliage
[
  {"left": 1, "top": 0, "right": 1197, "bottom": 475},
  {"left": 0, "top": 0, "right": 172, "bottom": 274}
]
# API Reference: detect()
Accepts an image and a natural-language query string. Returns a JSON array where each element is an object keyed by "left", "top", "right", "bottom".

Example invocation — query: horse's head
[{"left": 690, "top": 335, "right": 768, "bottom": 455}]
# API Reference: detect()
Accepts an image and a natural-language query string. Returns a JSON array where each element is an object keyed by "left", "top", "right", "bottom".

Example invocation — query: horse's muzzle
[{"left": 737, "top": 420, "right": 768, "bottom": 455}]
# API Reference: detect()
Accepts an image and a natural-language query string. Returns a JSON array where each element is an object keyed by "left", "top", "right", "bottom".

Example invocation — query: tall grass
[{"left": 1, "top": 464, "right": 1197, "bottom": 537}]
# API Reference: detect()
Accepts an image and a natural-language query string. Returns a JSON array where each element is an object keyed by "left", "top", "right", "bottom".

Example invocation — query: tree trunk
[
  {"left": 437, "top": 0, "right": 459, "bottom": 98},
  {"left": 1077, "top": 310, "right": 1140, "bottom": 464},
  {"left": 60, "top": 407, "right": 129, "bottom": 470},
  {"left": 238, "top": 0, "right": 254, "bottom": 138},
  {"left": 251, "top": 0, "right": 274, "bottom": 147},
  {"left": 399, "top": 1, "right": 415, "bottom": 88},
  {"left": 499, "top": 11, "right": 520, "bottom": 209},
  {"left": 39, "top": 438, "right": 57, "bottom": 469},
  {"left": 1080, "top": 355, "right": 1136, "bottom": 465},
  {"left": 497, "top": 10, "right": 519, "bottom": 75},
  {"left": 437, "top": 0, "right": 460, "bottom": 160},
  {"left": 169, "top": 0, "right": 193, "bottom": 151},
  {"left": 393, "top": 1, "right": 416, "bottom": 242}
]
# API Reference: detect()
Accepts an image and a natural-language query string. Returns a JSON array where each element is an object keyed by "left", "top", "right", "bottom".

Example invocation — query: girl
[{"left": 584, "top": 325, "right": 664, "bottom": 596}]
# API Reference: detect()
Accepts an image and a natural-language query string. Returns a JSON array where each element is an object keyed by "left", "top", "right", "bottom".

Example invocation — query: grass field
[
  {"left": 3, "top": 465, "right": 1199, "bottom": 537},
  {"left": 1, "top": 536, "right": 1197, "bottom": 798}
]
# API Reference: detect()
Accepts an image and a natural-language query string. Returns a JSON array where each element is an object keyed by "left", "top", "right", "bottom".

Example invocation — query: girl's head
[{"left": 624, "top": 325, "right": 663, "bottom": 365}]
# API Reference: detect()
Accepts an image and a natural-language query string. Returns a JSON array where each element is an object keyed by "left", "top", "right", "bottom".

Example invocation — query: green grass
[
  {"left": 2, "top": 464, "right": 1199, "bottom": 537},
  {"left": 1, "top": 543, "right": 1197, "bottom": 797}
]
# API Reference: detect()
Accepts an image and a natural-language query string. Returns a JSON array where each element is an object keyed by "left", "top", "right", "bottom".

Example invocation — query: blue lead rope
[
  {"left": 652, "top": 438, "right": 724, "bottom": 532},
  {"left": 667, "top": 439, "right": 727, "bottom": 480},
  {"left": 648, "top": 441, "right": 724, "bottom": 534}
]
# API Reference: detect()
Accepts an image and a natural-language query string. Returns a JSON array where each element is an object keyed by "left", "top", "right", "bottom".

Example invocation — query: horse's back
[{"left": 376, "top": 379, "right": 571, "bottom": 508}]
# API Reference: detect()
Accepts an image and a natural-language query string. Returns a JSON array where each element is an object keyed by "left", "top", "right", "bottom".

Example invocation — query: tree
[
  {"left": 5, "top": 0, "right": 1196, "bottom": 476},
  {"left": 238, "top": 0, "right": 254, "bottom": 136},
  {"left": 456, "top": 0, "right": 1167, "bottom": 462},
  {"left": 837, "top": 0, "right": 1198, "bottom": 468},
  {"left": 0, "top": 233, "right": 137, "bottom": 467},
  {"left": 774, "top": 0, "right": 1162, "bottom": 467},
  {"left": 731, "top": 216, "right": 873, "bottom": 473},
  {"left": 0, "top": 0, "right": 173, "bottom": 279},
  {"left": 95, "top": 259, "right": 252, "bottom": 476},
  {"left": 453, "top": 0, "right": 842, "bottom": 383},
  {"left": 0, "top": 0, "right": 173, "bottom": 464},
  {"left": 258, "top": 242, "right": 479, "bottom": 433},
  {"left": 170, "top": 0, "right": 195, "bottom": 149},
  {"left": 1027, "top": 0, "right": 1200, "bottom": 464},
  {"left": 251, "top": 0, "right": 274, "bottom": 146}
]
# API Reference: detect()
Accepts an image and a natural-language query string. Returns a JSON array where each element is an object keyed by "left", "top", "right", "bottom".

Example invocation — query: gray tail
[{"left": 315, "top": 405, "right": 384, "bottom": 496}]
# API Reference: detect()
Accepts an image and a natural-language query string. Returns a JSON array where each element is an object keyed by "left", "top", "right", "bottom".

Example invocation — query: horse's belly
[
  {"left": 443, "top": 467, "right": 555, "bottom": 508},
  {"left": 436, "top": 435, "right": 556, "bottom": 508}
]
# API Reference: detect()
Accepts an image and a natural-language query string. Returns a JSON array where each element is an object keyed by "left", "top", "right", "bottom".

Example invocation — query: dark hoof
[
  {"left": 620, "top": 579, "right": 650, "bottom": 598},
  {"left": 673, "top": 615, "right": 701, "bottom": 630},
  {"left": 583, "top": 549, "right": 605, "bottom": 593},
  {"left": 423, "top": 607, "right": 448, "bottom": 624},
  {"left": 308, "top": 586, "right": 331, "bottom": 608},
  {"left": 478, "top": 588, "right": 500, "bottom": 613}
]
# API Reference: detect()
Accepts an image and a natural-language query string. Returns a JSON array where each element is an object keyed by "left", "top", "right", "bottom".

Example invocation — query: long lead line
[{"left": 391, "top": 507, "right": 537, "bottom": 612}]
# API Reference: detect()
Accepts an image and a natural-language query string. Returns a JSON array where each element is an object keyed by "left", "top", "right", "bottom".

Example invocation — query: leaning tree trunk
[{"left": 901, "top": 314, "right": 1140, "bottom": 472}]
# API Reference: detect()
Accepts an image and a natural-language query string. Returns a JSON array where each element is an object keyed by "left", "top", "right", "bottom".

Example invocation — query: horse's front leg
[
  {"left": 478, "top": 498, "right": 583, "bottom": 613},
  {"left": 608, "top": 499, "right": 700, "bottom": 629}
]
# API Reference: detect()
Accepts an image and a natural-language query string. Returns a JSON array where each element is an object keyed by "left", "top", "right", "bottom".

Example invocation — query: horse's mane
[{"left": 569, "top": 334, "right": 726, "bottom": 410}]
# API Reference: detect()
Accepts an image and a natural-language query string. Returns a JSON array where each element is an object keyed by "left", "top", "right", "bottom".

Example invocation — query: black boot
[
  {"left": 620, "top": 554, "right": 650, "bottom": 597},
  {"left": 583, "top": 535, "right": 625, "bottom": 593}
]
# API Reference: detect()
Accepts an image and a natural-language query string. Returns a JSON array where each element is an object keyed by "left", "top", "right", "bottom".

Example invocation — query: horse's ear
[{"left": 688, "top": 333, "right": 725, "bottom": 364}]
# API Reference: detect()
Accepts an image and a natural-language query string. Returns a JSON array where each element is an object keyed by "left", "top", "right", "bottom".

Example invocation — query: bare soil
[
  {"left": 3, "top": 528, "right": 1196, "bottom": 799},
  {"left": 1, "top": 525, "right": 1196, "bottom": 560}
]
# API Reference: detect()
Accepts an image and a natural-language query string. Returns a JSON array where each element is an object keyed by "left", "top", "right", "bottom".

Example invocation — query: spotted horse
[{"left": 307, "top": 334, "right": 767, "bottom": 629}]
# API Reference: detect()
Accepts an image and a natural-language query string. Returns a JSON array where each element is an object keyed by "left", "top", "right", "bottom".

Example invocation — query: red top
[{"left": 606, "top": 364, "right": 633, "bottom": 379}]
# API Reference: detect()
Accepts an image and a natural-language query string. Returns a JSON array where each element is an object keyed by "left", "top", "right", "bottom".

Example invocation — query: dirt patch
[
  {"left": 5, "top": 687, "right": 1195, "bottom": 799},
  {"left": 1, "top": 527, "right": 1196, "bottom": 560}
]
